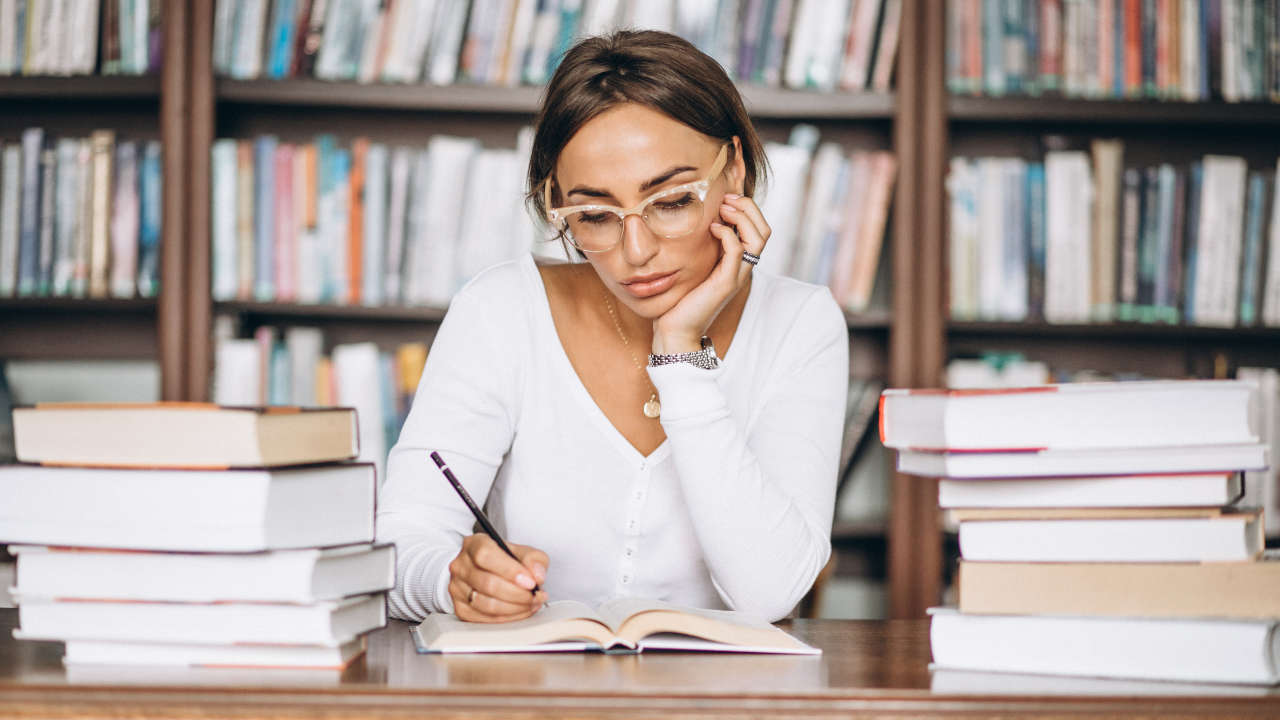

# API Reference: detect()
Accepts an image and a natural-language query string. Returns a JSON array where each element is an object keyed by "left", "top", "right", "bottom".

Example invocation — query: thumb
[{"left": 512, "top": 544, "right": 549, "bottom": 584}]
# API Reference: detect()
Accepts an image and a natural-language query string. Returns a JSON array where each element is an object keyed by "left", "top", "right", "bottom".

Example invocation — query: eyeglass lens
[{"left": 565, "top": 190, "right": 704, "bottom": 252}]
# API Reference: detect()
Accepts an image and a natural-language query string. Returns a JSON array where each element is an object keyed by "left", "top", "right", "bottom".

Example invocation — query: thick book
[
  {"left": 10, "top": 543, "right": 394, "bottom": 603},
  {"left": 879, "top": 380, "right": 1256, "bottom": 452},
  {"left": 959, "top": 552, "right": 1280, "bottom": 619},
  {"left": 63, "top": 636, "right": 366, "bottom": 670},
  {"left": 0, "top": 463, "right": 375, "bottom": 552},
  {"left": 954, "top": 507, "right": 1263, "bottom": 563},
  {"left": 14, "top": 593, "right": 386, "bottom": 646},
  {"left": 929, "top": 608, "right": 1280, "bottom": 685},
  {"left": 12, "top": 402, "right": 358, "bottom": 468},
  {"left": 898, "top": 442, "right": 1267, "bottom": 479},
  {"left": 938, "top": 471, "right": 1243, "bottom": 508},
  {"left": 413, "top": 599, "right": 819, "bottom": 655}
]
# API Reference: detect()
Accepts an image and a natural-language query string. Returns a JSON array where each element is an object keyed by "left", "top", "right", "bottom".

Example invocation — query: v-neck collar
[{"left": 519, "top": 254, "right": 763, "bottom": 465}]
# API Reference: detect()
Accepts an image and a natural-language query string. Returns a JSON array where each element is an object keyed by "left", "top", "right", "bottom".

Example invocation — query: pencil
[{"left": 430, "top": 451, "right": 541, "bottom": 594}]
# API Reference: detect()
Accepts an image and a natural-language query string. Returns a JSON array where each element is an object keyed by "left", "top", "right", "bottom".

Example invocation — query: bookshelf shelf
[
  {"left": 831, "top": 519, "right": 888, "bottom": 542},
  {"left": 948, "top": 321, "right": 1280, "bottom": 345},
  {"left": 217, "top": 79, "right": 896, "bottom": 120},
  {"left": 0, "top": 298, "right": 157, "bottom": 313},
  {"left": 949, "top": 96, "right": 1280, "bottom": 125},
  {"left": 216, "top": 301, "right": 448, "bottom": 323},
  {"left": 0, "top": 75, "right": 161, "bottom": 100},
  {"left": 219, "top": 302, "right": 891, "bottom": 331}
]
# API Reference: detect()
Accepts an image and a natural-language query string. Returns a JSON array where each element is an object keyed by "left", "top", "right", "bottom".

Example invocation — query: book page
[
  {"left": 414, "top": 601, "right": 615, "bottom": 652},
  {"left": 596, "top": 598, "right": 812, "bottom": 652}
]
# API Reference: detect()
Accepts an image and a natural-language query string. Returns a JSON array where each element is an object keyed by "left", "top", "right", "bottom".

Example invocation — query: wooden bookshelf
[
  {"left": 218, "top": 78, "right": 897, "bottom": 120},
  {"left": 0, "top": 75, "right": 161, "bottom": 100},
  {"left": 0, "top": 5, "right": 188, "bottom": 400},
  {"left": 950, "top": 96, "right": 1280, "bottom": 125},
  {"left": 949, "top": 321, "right": 1280, "bottom": 343}
]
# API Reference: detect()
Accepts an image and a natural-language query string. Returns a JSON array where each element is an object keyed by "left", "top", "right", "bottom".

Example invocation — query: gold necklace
[{"left": 603, "top": 291, "right": 662, "bottom": 419}]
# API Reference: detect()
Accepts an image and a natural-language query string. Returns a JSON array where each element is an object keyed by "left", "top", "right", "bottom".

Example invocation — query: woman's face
[{"left": 551, "top": 103, "right": 745, "bottom": 320}]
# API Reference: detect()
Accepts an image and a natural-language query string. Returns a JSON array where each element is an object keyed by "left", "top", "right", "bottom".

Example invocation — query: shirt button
[
  {"left": 624, "top": 548, "right": 634, "bottom": 557},
  {"left": 633, "top": 490, "right": 644, "bottom": 501},
  {"left": 621, "top": 575, "right": 631, "bottom": 584}
]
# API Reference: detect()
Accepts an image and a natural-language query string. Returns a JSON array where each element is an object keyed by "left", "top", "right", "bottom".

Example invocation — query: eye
[
  {"left": 574, "top": 212, "right": 614, "bottom": 225},
  {"left": 653, "top": 193, "right": 695, "bottom": 211}
]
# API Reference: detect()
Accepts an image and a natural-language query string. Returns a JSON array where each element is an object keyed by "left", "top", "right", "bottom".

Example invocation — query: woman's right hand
[{"left": 448, "top": 533, "right": 549, "bottom": 623}]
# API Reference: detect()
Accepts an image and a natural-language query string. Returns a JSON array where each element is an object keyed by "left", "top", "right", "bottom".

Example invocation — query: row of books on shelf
[
  {"left": 0, "top": 129, "right": 161, "bottom": 300},
  {"left": 2, "top": 404, "right": 389, "bottom": 669},
  {"left": 948, "top": 0, "right": 1280, "bottom": 102},
  {"left": 0, "top": 0, "right": 160, "bottom": 77},
  {"left": 213, "top": 0, "right": 901, "bottom": 93},
  {"left": 211, "top": 125, "right": 896, "bottom": 313},
  {"left": 883, "top": 379, "right": 1280, "bottom": 684},
  {"left": 212, "top": 322, "right": 428, "bottom": 479},
  {"left": 948, "top": 146, "right": 1280, "bottom": 327}
]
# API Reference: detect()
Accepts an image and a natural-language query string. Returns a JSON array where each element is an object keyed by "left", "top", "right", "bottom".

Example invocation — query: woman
[{"left": 377, "top": 30, "right": 848, "bottom": 624}]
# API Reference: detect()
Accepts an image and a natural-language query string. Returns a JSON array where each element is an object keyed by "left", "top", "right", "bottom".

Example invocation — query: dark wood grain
[
  {"left": 2, "top": 610, "right": 1278, "bottom": 719},
  {"left": 217, "top": 79, "right": 896, "bottom": 120},
  {"left": 0, "top": 76, "right": 161, "bottom": 100},
  {"left": 157, "top": 0, "right": 188, "bottom": 402},
  {"left": 186, "top": 0, "right": 216, "bottom": 402},
  {"left": 950, "top": 95, "right": 1280, "bottom": 125}
]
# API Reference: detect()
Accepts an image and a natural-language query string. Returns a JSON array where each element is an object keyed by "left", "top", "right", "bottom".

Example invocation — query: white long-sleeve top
[{"left": 377, "top": 253, "right": 848, "bottom": 623}]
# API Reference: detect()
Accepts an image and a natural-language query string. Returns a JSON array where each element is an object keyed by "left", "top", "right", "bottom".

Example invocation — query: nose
[{"left": 619, "top": 213, "right": 659, "bottom": 267}]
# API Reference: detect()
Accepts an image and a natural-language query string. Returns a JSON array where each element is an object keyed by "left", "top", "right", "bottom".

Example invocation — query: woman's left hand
[{"left": 651, "top": 193, "right": 770, "bottom": 353}]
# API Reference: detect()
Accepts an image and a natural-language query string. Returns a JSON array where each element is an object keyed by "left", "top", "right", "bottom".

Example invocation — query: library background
[{"left": 1, "top": 0, "right": 1279, "bottom": 621}]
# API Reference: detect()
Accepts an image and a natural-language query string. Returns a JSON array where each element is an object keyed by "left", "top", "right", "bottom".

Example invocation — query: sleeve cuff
[
  {"left": 646, "top": 361, "right": 728, "bottom": 424},
  {"left": 434, "top": 561, "right": 456, "bottom": 615}
]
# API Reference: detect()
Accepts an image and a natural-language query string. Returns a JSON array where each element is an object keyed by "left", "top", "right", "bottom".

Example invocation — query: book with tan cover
[
  {"left": 959, "top": 553, "right": 1280, "bottom": 619},
  {"left": 13, "top": 403, "right": 358, "bottom": 468},
  {"left": 412, "top": 599, "right": 819, "bottom": 655}
]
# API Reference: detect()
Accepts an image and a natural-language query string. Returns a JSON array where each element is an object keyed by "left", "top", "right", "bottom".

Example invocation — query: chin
[{"left": 619, "top": 290, "right": 682, "bottom": 320}]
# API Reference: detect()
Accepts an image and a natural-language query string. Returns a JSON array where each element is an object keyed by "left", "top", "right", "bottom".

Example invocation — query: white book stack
[
  {"left": 0, "top": 404, "right": 394, "bottom": 670},
  {"left": 881, "top": 379, "right": 1280, "bottom": 685}
]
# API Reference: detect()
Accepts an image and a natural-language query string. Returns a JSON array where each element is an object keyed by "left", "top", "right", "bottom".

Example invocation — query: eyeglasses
[{"left": 543, "top": 144, "right": 729, "bottom": 254}]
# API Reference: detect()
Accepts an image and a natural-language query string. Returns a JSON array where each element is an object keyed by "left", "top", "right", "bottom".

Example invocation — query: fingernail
[
  {"left": 725, "top": 193, "right": 740, "bottom": 199},
  {"left": 532, "top": 564, "right": 547, "bottom": 583},
  {"left": 516, "top": 573, "right": 535, "bottom": 590}
]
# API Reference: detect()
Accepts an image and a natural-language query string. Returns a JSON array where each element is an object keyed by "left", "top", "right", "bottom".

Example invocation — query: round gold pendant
[{"left": 643, "top": 396, "right": 662, "bottom": 419}]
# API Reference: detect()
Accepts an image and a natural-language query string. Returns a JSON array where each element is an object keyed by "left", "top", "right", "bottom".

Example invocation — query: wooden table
[{"left": 1, "top": 608, "right": 1277, "bottom": 718}]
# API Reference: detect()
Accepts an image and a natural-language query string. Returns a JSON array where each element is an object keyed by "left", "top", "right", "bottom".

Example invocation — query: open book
[{"left": 411, "top": 598, "right": 819, "bottom": 655}]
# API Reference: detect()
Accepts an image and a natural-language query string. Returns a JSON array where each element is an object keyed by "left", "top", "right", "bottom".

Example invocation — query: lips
[{"left": 621, "top": 271, "right": 678, "bottom": 299}]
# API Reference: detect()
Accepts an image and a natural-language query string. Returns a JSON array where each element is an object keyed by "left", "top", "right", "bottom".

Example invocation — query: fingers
[
  {"left": 511, "top": 544, "right": 549, "bottom": 586},
  {"left": 709, "top": 221, "right": 747, "bottom": 287},
  {"left": 720, "top": 194, "right": 770, "bottom": 253},
  {"left": 464, "top": 534, "right": 539, "bottom": 594},
  {"left": 718, "top": 194, "right": 770, "bottom": 284}
]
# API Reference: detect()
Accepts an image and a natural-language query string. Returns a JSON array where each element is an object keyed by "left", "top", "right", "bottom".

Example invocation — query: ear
[{"left": 727, "top": 136, "right": 746, "bottom": 195}]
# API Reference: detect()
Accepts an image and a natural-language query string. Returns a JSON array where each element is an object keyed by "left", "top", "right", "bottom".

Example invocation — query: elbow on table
[{"left": 722, "top": 538, "right": 833, "bottom": 623}]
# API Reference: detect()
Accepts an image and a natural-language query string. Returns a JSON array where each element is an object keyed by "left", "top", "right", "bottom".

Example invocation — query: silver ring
[
  {"left": 468, "top": 589, "right": 477, "bottom": 605},
  {"left": 742, "top": 251, "right": 760, "bottom": 266}
]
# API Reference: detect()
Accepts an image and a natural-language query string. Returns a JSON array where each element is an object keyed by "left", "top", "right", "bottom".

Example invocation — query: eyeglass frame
[{"left": 542, "top": 143, "right": 731, "bottom": 254}]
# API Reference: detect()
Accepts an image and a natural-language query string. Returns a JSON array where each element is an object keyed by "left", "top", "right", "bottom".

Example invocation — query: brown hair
[{"left": 526, "top": 30, "right": 768, "bottom": 236}]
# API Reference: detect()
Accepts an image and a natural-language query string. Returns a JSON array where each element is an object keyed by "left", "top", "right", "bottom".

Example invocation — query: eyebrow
[{"left": 566, "top": 164, "right": 700, "bottom": 199}]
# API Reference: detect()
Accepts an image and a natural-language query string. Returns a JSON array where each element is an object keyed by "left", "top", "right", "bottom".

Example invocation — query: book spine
[
  {"left": 17, "top": 128, "right": 42, "bottom": 297},
  {"left": 1153, "top": 163, "right": 1176, "bottom": 323},
  {"left": 1099, "top": 0, "right": 1115, "bottom": 96},
  {"left": 274, "top": 142, "right": 297, "bottom": 303},
  {"left": 88, "top": 130, "right": 114, "bottom": 299},
  {"left": 36, "top": 142, "right": 55, "bottom": 295},
  {"left": 1183, "top": 161, "right": 1202, "bottom": 324},
  {"left": 362, "top": 143, "right": 387, "bottom": 306},
  {"left": 296, "top": 0, "right": 327, "bottom": 77},
  {"left": 235, "top": 140, "right": 254, "bottom": 300},
  {"left": 136, "top": 140, "right": 160, "bottom": 298},
  {"left": 348, "top": 137, "right": 367, "bottom": 305},
  {"left": 984, "top": 0, "right": 1006, "bottom": 94},
  {"left": 1265, "top": 159, "right": 1280, "bottom": 325},
  {"left": 871, "top": 0, "right": 902, "bottom": 92},
  {"left": 254, "top": 135, "right": 277, "bottom": 301},
  {"left": 72, "top": 139, "right": 91, "bottom": 297},
  {"left": 1239, "top": 170, "right": 1267, "bottom": 326},
  {"left": 0, "top": 144, "right": 19, "bottom": 296},
  {"left": 267, "top": 0, "right": 299, "bottom": 79},
  {"left": 1165, "top": 165, "right": 1187, "bottom": 323},
  {"left": 1137, "top": 165, "right": 1160, "bottom": 321},
  {"left": 110, "top": 141, "right": 139, "bottom": 299},
  {"left": 211, "top": 139, "right": 237, "bottom": 302},
  {"left": 52, "top": 138, "right": 77, "bottom": 296},
  {"left": 1124, "top": 0, "right": 1141, "bottom": 95},
  {"left": 1041, "top": 0, "right": 1063, "bottom": 91},
  {"left": 1117, "top": 166, "right": 1141, "bottom": 320},
  {"left": 1027, "top": 161, "right": 1047, "bottom": 321}
]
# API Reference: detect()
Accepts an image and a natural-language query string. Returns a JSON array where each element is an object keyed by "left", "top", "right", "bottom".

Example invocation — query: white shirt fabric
[{"left": 377, "top": 253, "right": 848, "bottom": 623}]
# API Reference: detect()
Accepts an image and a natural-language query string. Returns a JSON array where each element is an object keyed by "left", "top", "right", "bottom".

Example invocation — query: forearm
[{"left": 650, "top": 363, "right": 843, "bottom": 621}]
